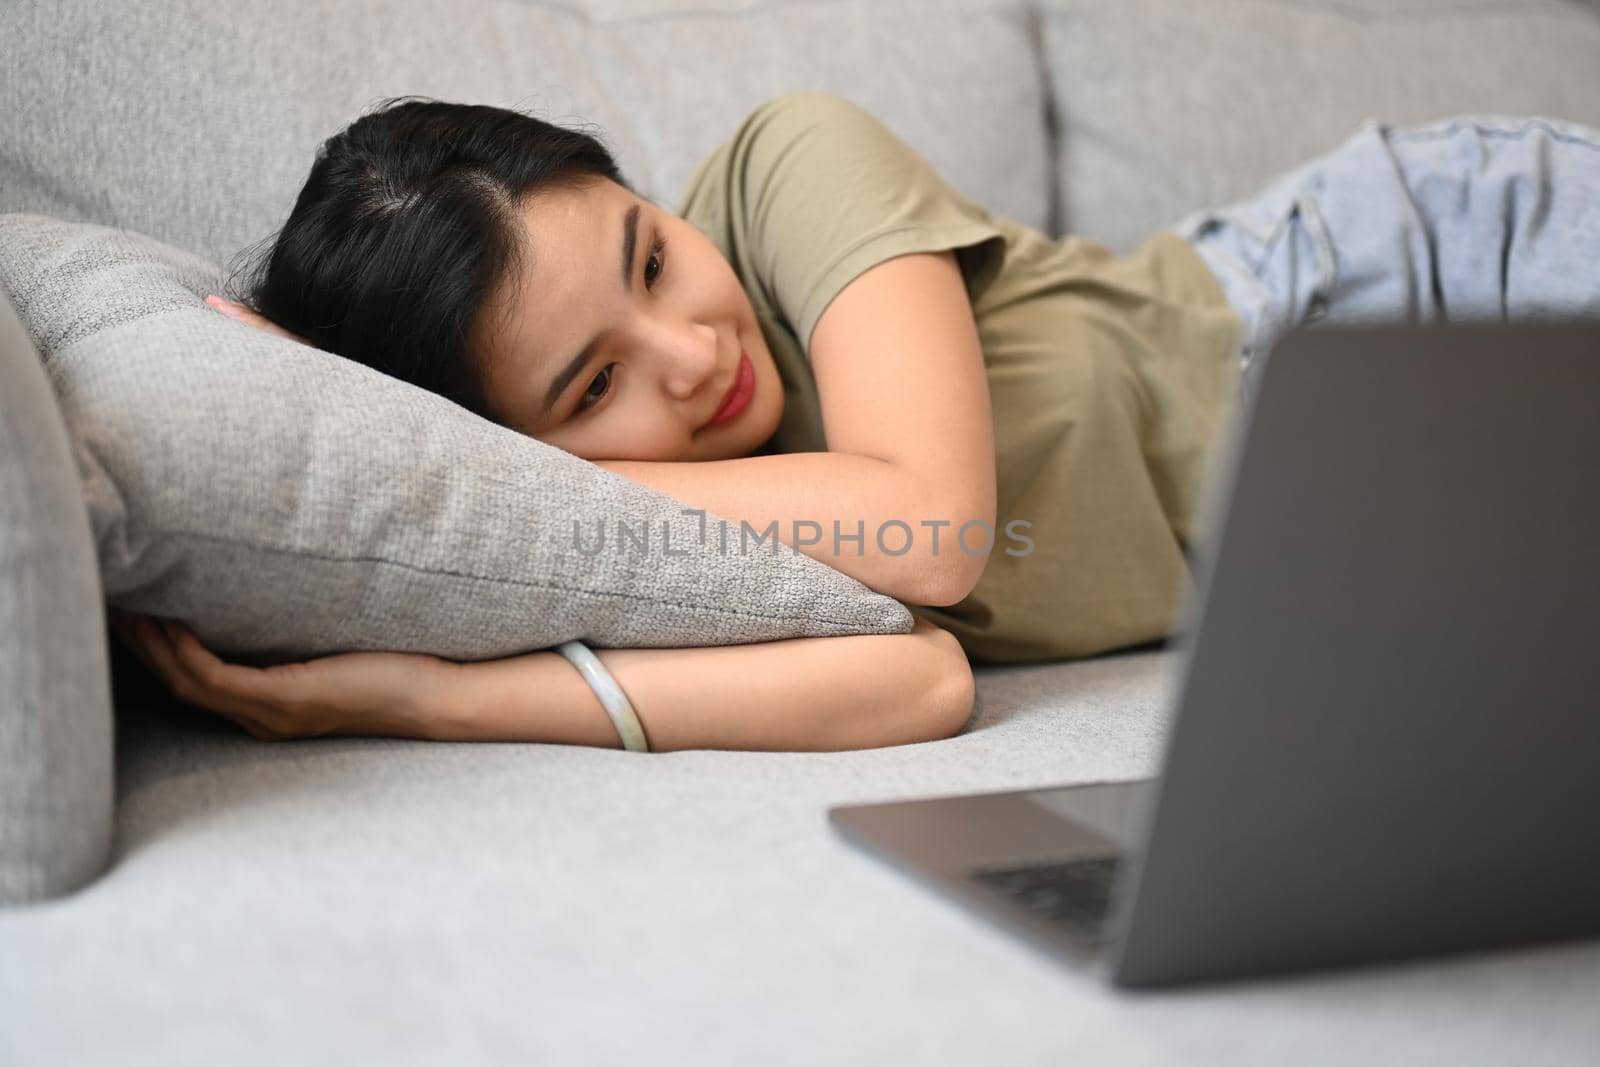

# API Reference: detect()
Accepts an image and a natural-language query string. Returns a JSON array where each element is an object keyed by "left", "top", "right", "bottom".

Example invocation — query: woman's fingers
[
  {"left": 113, "top": 614, "right": 287, "bottom": 740},
  {"left": 106, "top": 611, "right": 458, "bottom": 742},
  {"left": 163, "top": 619, "right": 275, "bottom": 705},
  {"left": 109, "top": 610, "right": 165, "bottom": 684},
  {"left": 203, "top": 294, "right": 313, "bottom": 347},
  {"left": 203, "top": 294, "right": 256, "bottom": 328},
  {"left": 159, "top": 619, "right": 312, "bottom": 739}
]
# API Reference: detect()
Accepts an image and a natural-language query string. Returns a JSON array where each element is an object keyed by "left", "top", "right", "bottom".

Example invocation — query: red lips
[{"left": 707, "top": 350, "right": 754, "bottom": 427}]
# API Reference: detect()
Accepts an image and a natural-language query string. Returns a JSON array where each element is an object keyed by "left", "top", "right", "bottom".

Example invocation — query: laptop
[{"left": 828, "top": 321, "right": 1600, "bottom": 990}]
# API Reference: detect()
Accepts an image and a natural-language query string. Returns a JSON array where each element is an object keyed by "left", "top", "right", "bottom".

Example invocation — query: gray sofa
[{"left": 4, "top": 1, "right": 1600, "bottom": 1063}]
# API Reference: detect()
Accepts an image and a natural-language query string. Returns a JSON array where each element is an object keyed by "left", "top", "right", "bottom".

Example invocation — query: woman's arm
[
  {"left": 599, "top": 450, "right": 975, "bottom": 608},
  {"left": 433, "top": 616, "right": 975, "bottom": 752},
  {"left": 113, "top": 611, "right": 976, "bottom": 752},
  {"left": 598, "top": 250, "right": 997, "bottom": 608}
]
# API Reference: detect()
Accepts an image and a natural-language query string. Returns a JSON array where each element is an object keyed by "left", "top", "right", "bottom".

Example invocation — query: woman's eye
[
  {"left": 644, "top": 236, "right": 668, "bottom": 290},
  {"left": 576, "top": 363, "right": 616, "bottom": 412}
]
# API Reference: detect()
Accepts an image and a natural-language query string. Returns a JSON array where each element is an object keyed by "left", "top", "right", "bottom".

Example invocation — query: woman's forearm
[
  {"left": 431, "top": 617, "right": 975, "bottom": 752},
  {"left": 595, "top": 452, "right": 986, "bottom": 607}
]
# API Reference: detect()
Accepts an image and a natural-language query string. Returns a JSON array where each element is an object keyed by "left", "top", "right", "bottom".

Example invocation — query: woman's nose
[{"left": 659, "top": 322, "right": 720, "bottom": 400}]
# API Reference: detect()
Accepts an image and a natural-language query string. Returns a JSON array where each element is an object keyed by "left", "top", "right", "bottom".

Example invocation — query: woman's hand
[
  {"left": 203, "top": 294, "right": 312, "bottom": 347},
  {"left": 108, "top": 610, "right": 465, "bottom": 741}
]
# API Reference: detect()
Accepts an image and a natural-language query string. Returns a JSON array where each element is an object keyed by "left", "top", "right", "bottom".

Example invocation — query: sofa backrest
[
  {"left": 1037, "top": 0, "right": 1600, "bottom": 251},
  {"left": 7, "top": 1, "right": 1599, "bottom": 283},
  {"left": 0, "top": 0, "right": 1052, "bottom": 268}
]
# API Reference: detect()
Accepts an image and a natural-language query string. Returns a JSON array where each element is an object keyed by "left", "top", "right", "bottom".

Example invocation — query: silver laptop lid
[{"left": 1109, "top": 321, "right": 1600, "bottom": 988}]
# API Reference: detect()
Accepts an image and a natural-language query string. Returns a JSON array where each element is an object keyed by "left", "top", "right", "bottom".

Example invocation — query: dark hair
[{"left": 232, "top": 96, "right": 633, "bottom": 418}]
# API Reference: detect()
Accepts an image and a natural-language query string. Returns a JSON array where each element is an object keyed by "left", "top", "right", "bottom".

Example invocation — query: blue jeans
[{"left": 1173, "top": 115, "right": 1600, "bottom": 403}]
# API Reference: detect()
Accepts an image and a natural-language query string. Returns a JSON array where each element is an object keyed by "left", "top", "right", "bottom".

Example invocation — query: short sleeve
[{"left": 676, "top": 91, "right": 1008, "bottom": 352}]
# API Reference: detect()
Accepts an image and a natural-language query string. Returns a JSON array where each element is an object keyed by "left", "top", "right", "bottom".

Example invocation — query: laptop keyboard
[{"left": 968, "top": 855, "right": 1122, "bottom": 944}]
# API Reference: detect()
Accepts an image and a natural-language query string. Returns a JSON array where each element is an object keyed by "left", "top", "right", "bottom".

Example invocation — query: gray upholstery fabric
[
  {"left": 1041, "top": 0, "right": 1600, "bottom": 252},
  {"left": 4, "top": 649, "right": 1599, "bottom": 1064},
  {"left": 0, "top": 287, "right": 114, "bottom": 906},
  {"left": 0, "top": 214, "right": 913, "bottom": 663},
  {"left": 6, "top": 0, "right": 1600, "bottom": 1059},
  {"left": 0, "top": 0, "right": 1053, "bottom": 267}
]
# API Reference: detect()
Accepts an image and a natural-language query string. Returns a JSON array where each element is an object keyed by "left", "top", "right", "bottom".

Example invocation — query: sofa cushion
[
  {"left": 0, "top": 214, "right": 913, "bottom": 664},
  {"left": 0, "top": 0, "right": 1051, "bottom": 270},
  {"left": 0, "top": 286, "right": 114, "bottom": 906},
  {"left": 1040, "top": 0, "right": 1600, "bottom": 252}
]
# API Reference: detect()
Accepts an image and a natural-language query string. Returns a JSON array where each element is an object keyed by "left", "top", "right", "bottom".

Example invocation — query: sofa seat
[{"left": 4, "top": 646, "right": 1598, "bottom": 1065}]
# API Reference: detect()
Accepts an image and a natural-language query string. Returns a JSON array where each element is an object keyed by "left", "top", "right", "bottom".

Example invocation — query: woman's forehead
[
  {"left": 508, "top": 179, "right": 635, "bottom": 309},
  {"left": 474, "top": 179, "right": 638, "bottom": 418}
]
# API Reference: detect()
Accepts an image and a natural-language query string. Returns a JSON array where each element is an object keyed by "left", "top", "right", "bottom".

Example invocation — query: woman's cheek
[{"left": 630, "top": 413, "right": 682, "bottom": 462}]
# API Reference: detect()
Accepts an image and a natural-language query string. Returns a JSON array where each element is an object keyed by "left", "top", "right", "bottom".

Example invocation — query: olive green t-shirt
[{"left": 675, "top": 92, "right": 1244, "bottom": 664}]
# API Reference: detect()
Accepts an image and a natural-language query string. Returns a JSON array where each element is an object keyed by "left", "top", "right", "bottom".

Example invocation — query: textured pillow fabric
[
  {"left": 0, "top": 286, "right": 114, "bottom": 907},
  {"left": 0, "top": 0, "right": 1051, "bottom": 270},
  {"left": 0, "top": 213, "right": 913, "bottom": 663},
  {"left": 1041, "top": 0, "right": 1600, "bottom": 252}
]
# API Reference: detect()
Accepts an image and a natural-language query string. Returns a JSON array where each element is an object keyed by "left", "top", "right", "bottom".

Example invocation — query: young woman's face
[{"left": 471, "top": 176, "right": 784, "bottom": 462}]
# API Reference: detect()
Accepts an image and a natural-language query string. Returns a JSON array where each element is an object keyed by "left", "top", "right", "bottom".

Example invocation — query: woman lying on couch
[{"left": 111, "top": 92, "right": 1600, "bottom": 752}]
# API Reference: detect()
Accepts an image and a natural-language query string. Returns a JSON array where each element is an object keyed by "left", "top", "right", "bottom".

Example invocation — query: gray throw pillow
[
  {"left": 1041, "top": 0, "right": 1600, "bottom": 253},
  {"left": 0, "top": 213, "right": 913, "bottom": 664}
]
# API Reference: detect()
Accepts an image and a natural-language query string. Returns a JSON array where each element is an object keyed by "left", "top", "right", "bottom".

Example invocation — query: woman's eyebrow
[{"left": 541, "top": 202, "right": 641, "bottom": 418}]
